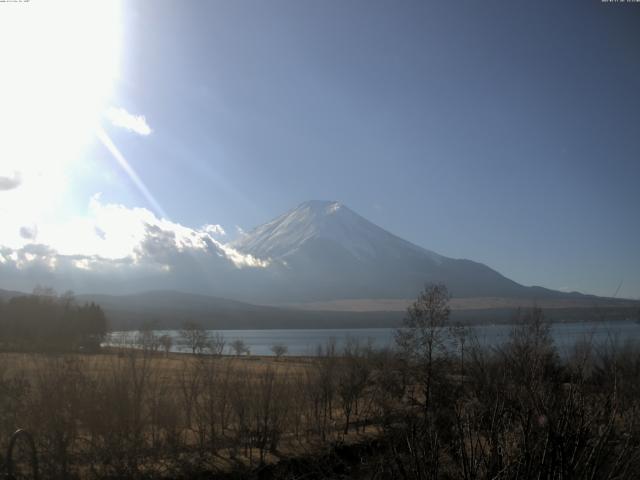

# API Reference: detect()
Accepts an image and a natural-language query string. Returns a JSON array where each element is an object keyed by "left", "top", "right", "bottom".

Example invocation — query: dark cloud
[
  {"left": 0, "top": 172, "right": 21, "bottom": 191},
  {"left": 20, "top": 243, "right": 56, "bottom": 256},
  {"left": 135, "top": 223, "right": 179, "bottom": 263},
  {"left": 94, "top": 226, "right": 106, "bottom": 240},
  {"left": 19, "top": 225, "right": 37, "bottom": 240}
]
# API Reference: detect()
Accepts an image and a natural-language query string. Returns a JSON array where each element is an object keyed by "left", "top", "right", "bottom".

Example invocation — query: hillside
[{"left": 232, "top": 201, "right": 597, "bottom": 302}]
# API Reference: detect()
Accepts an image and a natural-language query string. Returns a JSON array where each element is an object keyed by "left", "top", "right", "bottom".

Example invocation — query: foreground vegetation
[{"left": 0, "top": 286, "right": 639, "bottom": 479}]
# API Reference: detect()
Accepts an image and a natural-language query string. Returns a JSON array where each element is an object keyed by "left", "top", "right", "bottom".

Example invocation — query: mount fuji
[
  {"left": 231, "top": 200, "right": 581, "bottom": 303},
  {"left": 3, "top": 200, "right": 631, "bottom": 329}
]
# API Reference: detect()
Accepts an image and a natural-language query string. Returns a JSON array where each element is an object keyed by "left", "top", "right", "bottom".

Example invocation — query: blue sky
[{"left": 1, "top": 1, "right": 639, "bottom": 298}]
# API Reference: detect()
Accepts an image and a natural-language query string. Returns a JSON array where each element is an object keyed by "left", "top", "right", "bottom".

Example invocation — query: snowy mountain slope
[
  {"left": 231, "top": 200, "right": 572, "bottom": 302},
  {"left": 233, "top": 200, "right": 444, "bottom": 264}
]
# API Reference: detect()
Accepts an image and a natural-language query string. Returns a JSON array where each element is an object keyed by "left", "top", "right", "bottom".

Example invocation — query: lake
[{"left": 108, "top": 320, "right": 640, "bottom": 357}]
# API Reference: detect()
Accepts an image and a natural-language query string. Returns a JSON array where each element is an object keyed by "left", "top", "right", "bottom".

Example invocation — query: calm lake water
[{"left": 109, "top": 320, "right": 640, "bottom": 357}]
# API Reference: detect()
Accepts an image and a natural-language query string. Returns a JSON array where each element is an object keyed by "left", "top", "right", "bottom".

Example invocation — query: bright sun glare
[{"left": 0, "top": 0, "right": 121, "bottom": 205}]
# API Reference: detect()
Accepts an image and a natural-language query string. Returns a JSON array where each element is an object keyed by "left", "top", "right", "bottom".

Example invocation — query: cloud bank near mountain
[
  {"left": 0, "top": 199, "right": 606, "bottom": 303},
  {"left": 0, "top": 196, "right": 268, "bottom": 294}
]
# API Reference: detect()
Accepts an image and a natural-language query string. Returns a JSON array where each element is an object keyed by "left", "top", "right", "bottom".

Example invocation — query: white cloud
[
  {"left": 202, "top": 224, "right": 226, "bottom": 237},
  {"left": 0, "top": 196, "right": 270, "bottom": 294},
  {"left": 19, "top": 225, "right": 37, "bottom": 240},
  {"left": 105, "top": 106, "right": 152, "bottom": 136},
  {"left": 219, "top": 244, "right": 269, "bottom": 268}
]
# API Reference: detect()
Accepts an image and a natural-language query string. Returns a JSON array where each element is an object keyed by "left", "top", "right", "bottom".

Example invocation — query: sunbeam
[{"left": 96, "top": 128, "right": 168, "bottom": 220}]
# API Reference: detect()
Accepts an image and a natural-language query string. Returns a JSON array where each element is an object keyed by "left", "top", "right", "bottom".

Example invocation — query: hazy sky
[{"left": 1, "top": 1, "right": 639, "bottom": 298}]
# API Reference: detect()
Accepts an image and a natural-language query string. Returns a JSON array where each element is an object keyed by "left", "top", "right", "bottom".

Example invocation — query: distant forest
[{"left": 0, "top": 288, "right": 107, "bottom": 352}]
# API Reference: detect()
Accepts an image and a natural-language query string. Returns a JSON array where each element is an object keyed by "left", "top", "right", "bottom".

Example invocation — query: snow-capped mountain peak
[
  {"left": 232, "top": 200, "right": 444, "bottom": 264},
  {"left": 227, "top": 200, "right": 578, "bottom": 302},
  {"left": 325, "top": 202, "right": 342, "bottom": 214}
]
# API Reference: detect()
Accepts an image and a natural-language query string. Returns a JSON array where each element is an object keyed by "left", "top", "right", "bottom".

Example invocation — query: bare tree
[
  {"left": 337, "top": 338, "right": 371, "bottom": 433},
  {"left": 251, "top": 367, "right": 290, "bottom": 462},
  {"left": 206, "top": 332, "right": 226, "bottom": 356},
  {"left": 159, "top": 334, "right": 173, "bottom": 357},
  {"left": 271, "top": 343, "right": 288, "bottom": 360},
  {"left": 449, "top": 322, "right": 470, "bottom": 385},
  {"left": 502, "top": 306, "right": 557, "bottom": 388},
  {"left": 179, "top": 321, "right": 210, "bottom": 355},
  {"left": 396, "top": 283, "right": 450, "bottom": 412},
  {"left": 136, "top": 321, "right": 161, "bottom": 354},
  {"left": 314, "top": 338, "right": 338, "bottom": 441},
  {"left": 230, "top": 339, "right": 250, "bottom": 356}
]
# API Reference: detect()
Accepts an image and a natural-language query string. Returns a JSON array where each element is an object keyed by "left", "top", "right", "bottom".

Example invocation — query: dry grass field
[
  {"left": 0, "top": 350, "right": 316, "bottom": 379},
  {"left": 0, "top": 346, "right": 388, "bottom": 479},
  {"left": 1, "top": 300, "right": 640, "bottom": 479}
]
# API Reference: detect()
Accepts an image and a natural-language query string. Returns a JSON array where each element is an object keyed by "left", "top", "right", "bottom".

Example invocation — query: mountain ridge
[
  {"left": 2, "top": 288, "right": 637, "bottom": 331},
  {"left": 232, "top": 200, "right": 586, "bottom": 302},
  {"left": 0, "top": 201, "right": 625, "bottom": 306},
  {"left": 233, "top": 200, "right": 444, "bottom": 264}
]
